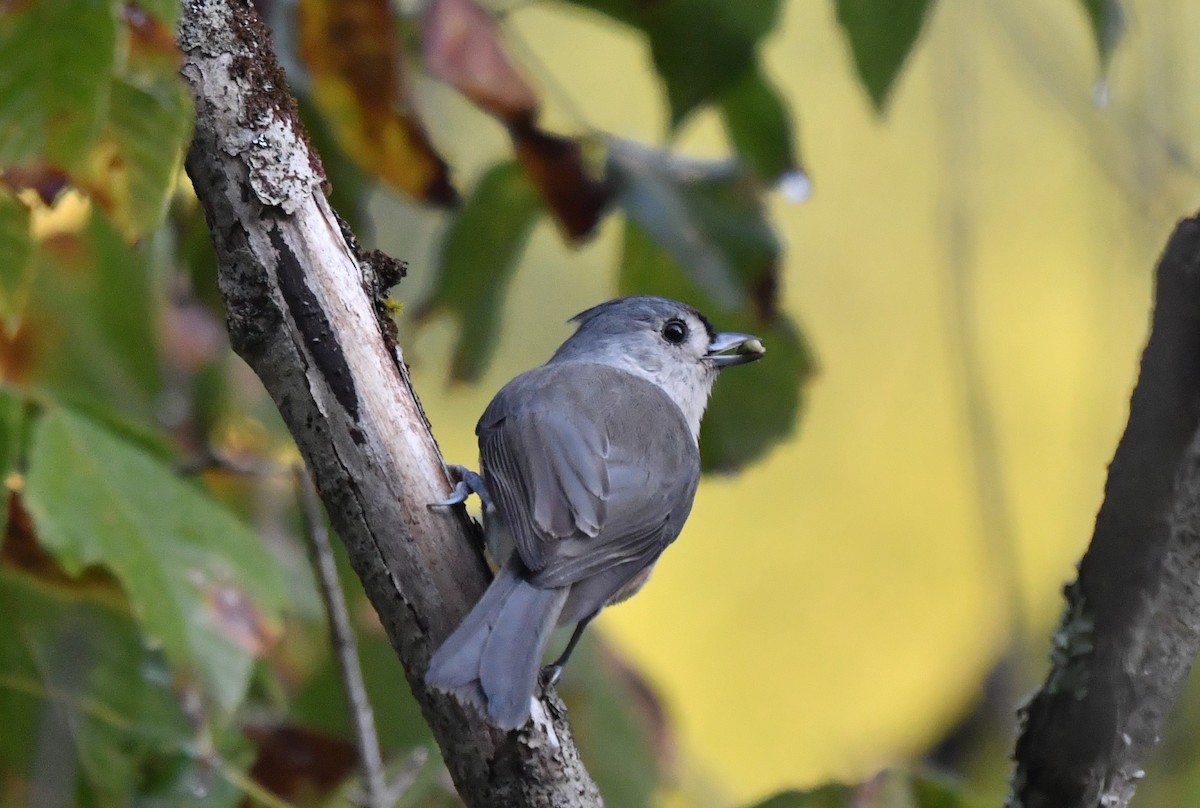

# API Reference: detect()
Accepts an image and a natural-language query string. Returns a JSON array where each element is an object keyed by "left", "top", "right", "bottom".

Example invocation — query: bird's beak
[{"left": 705, "top": 332, "right": 766, "bottom": 368}]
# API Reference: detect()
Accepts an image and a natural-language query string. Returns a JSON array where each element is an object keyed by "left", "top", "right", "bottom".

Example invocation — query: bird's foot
[
  {"left": 429, "top": 464, "right": 495, "bottom": 512},
  {"left": 539, "top": 663, "right": 564, "bottom": 690}
]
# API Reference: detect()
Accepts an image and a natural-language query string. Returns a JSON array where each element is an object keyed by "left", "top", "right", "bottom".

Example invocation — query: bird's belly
[{"left": 607, "top": 561, "right": 657, "bottom": 605}]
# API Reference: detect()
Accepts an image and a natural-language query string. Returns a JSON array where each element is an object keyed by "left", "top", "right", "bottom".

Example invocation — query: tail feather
[{"left": 426, "top": 558, "right": 567, "bottom": 730}]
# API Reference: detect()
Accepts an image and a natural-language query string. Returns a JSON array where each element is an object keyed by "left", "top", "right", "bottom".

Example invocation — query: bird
[{"left": 425, "top": 295, "right": 765, "bottom": 730}]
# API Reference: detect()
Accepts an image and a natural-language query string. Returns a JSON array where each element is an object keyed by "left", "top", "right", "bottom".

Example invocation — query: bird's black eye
[{"left": 661, "top": 318, "right": 688, "bottom": 345}]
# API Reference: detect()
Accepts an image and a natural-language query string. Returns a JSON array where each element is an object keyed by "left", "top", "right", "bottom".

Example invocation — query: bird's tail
[{"left": 425, "top": 557, "right": 568, "bottom": 730}]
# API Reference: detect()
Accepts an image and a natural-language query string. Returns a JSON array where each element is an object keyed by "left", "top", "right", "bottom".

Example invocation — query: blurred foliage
[
  {"left": 833, "top": 0, "right": 935, "bottom": 111},
  {"left": 0, "top": 0, "right": 1152, "bottom": 805},
  {"left": 745, "top": 769, "right": 983, "bottom": 808},
  {"left": 1080, "top": 0, "right": 1125, "bottom": 70},
  {"left": 561, "top": 0, "right": 783, "bottom": 131},
  {"left": 413, "top": 162, "right": 543, "bottom": 382}
]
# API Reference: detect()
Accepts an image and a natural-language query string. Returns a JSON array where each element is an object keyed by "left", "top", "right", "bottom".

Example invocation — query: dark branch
[
  {"left": 177, "top": 1, "right": 604, "bottom": 805},
  {"left": 1010, "top": 215, "right": 1200, "bottom": 807}
]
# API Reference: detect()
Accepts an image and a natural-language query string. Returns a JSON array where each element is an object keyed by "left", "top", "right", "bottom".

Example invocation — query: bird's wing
[{"left": 477, "top": 363, "right": 699, "bottom": 586}]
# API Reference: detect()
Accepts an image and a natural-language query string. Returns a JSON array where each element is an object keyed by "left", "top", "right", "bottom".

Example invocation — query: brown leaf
[
  {"left": 299, "top": 0, "right": 458, "bottom": 205},
  {"left": 0, "top": 320, "right": 37, "bottom": 384},
  {"left": 511, "top": 123, "right": 611, "bottom": 241},
  {"left": 1, "top": 166, "right": 70, "bottom": 207},
  {"left": 421, "top": 0, "right": 539, "bottom": 125},
  {"left": 1, "top": 494, "right": 123, "bottom": 594},
  {"left": 242, "top": 724, "right": 358, "bottom": 805},
  {"left": 124, "top": 3, "right": 180, "bottom": 66}
]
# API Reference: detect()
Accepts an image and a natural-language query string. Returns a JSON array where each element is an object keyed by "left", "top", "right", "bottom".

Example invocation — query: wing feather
[{"left": 477, "top": 363, "right": 699, "bottom": 588}]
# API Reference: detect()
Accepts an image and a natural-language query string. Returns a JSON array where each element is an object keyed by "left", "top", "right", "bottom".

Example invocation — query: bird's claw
[
  {"left": 429, "top": 464, "right": 495, "bottom": 512},
  {"left": 539, "top": 663, "right": 564, "bottom": 690}
]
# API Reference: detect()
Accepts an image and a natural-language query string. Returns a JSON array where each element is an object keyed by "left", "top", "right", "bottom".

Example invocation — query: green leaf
[
  {"left": 620, "top": 219, "right": 814, "bottom": 472},
  {"left": 414, "top": 162, "right": 542, "bottom": 382},
  {"left": 29, "top": 211, "right": 163, "bottom": 417},
  {"left": 834, "top": 0, "right": 934, "bottom": 112},
  {"left": 22, "top": 407, "right": 288, "bottom": 713},
  {"left": 741, "top": 771, "right": 982, "bottom": 808},
  {"left": 0, "top": 386, "right": 25, "bottom": 478},
  {"left": 608, "top": 138, "right": 778, "bottom": 310},
  {"left": 1079, "top": 0, "right": 1124, "bottom": 70},
  {"left": 562, "top": 0, "right": 783, "bottom": 127},
  {"left": 0, "top": 0, "right": 120, "bottom": 168},
  {"left": 290, "top": 622, "right": 434, "bottom": 754},
  {"left": 106, "top": 78, "right": 192, "bottom": 235},
  {"left": 290, "top": 536, "right": 432, "bottom": 749},
  {"left": 559, "top": 633, "right": 671, "bottom": 808},
  {"left": 744, "top": 785, "right": 855, "bottom": 808},
  {"left": 132, "top": 729, "right": 253, "bottom": 808},
  {"left": 135, "top": 0, "right": 183, "bottom": 28},
  {"left": 0, "top": 189, "right": 35, "bottom": 329},
  {"left": 0, "top": 568, "right": 193, "bottom": 804},
  {"left": 0, "top": 387, "right": 26, "bottom": 537},
  {"left": 717, "top": 62, "right": 799, "bottom": 184}
]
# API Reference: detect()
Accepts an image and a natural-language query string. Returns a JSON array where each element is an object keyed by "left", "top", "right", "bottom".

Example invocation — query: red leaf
[
  {"left": 1, "top": 166, "right": 70, "bottom": 207},
  {"left": 243, "top": 724, "right": 358, "bottom": 804},
  {"left": 421, "top": 0, "right": 539, "bottom": 125},
  {"left": 510, "top": 123, "right": 611, "bottom": 241}
]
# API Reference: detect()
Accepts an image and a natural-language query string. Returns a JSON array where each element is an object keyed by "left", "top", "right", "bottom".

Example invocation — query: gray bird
[{"left": 425, "top": 296, "right": 765, "bottom": 729}]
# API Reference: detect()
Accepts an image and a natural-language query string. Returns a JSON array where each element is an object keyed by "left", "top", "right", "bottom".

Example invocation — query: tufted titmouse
[{"left": 425, "top": 296, "right": 765, "bottom": 729}]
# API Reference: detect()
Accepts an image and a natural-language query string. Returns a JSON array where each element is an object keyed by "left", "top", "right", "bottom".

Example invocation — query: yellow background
[{"left": 375, "top": 0, "right": 1200, "bottom": 804}]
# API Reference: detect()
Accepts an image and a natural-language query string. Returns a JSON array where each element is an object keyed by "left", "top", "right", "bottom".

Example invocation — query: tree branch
[
  {"left": 1010, "top": 215, "right": 1200, "bottom": 807},
  {"left": 177, "top": 2, "right": 603, "bottom": 805},
  {"left": 295, "top": 464, "right": 388, "bottom": 808}
]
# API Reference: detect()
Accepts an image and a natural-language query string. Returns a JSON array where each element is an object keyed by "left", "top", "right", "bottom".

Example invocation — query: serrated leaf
[
  {"left": 413, "top": 162, "right": 542, "bottom": 382},
  {"left": 0, "top": 189, "right": 35, "bottom": 329},
  {"left": 301, "top": 0, "right": 457, "bottom": 205},
  {"left": 0, "top": 0, "right": 120, "bottom": 168},
  {"left": 23, "top": 407, "right": 288, "bottom": 713},
  {"left": 620, "top": 219, "right": 813, "bottom": 472},
  {"left": 563, "top": 0, "right": 783, "bottom": 128},
  {"left": 1079, "top": 0, "right": 1124, "bottom": 70},
  {"left": 608, "top": 138, "right": 778, "bottom": 310},
  {"left": 29, "top": 211, "right": 163, "bottom": 417},
  {"left": 100, "top": 78, "right": 192, "bottom": 235},
  {"left": 717, "top": 62, "right": 799, "bottom": 184},
  {"left": 834, "top": 0, "right": 934, "bottom": 112},
  {"left": 0, "top": 567, "right": 193, "bottom": 804}
]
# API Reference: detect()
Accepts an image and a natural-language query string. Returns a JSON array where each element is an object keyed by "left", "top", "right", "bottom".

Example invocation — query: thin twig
[
  {"left": 294, "top": 464, "right": 388, "bottom": 808},
  {"left": 380, "top": 748, "right": 428, "bottom": 807}
]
